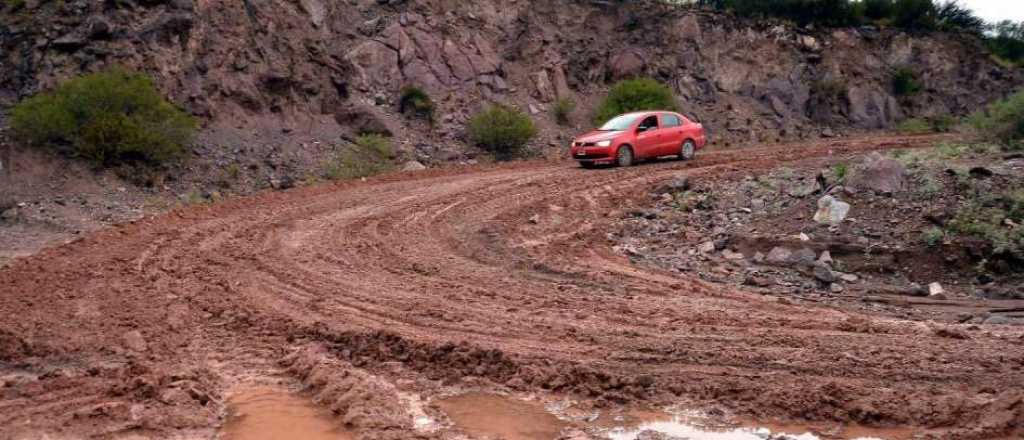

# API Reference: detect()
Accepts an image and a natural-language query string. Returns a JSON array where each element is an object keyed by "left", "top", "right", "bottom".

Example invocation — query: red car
[{"left": 571, "top": 111, "right": 707, "bottom": 168}]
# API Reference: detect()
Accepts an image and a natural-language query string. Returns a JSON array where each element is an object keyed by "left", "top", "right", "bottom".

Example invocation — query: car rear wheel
[
  {"left": 616, "top": 146, "right": 635, "bottom": 167},
  {"left": 679, "top": 140, "right": 696, "bottom": 161}
]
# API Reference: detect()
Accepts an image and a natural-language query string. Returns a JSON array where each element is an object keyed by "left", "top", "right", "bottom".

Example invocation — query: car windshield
[{"left": 599, "top": 114, "right": 641, "bottom": 131}]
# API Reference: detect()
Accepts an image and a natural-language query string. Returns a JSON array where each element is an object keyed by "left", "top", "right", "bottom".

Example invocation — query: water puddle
[
  {"left": 435, "top": 392, "right": 569, "bottom": 440},
  {"left": 221, "top": 386, "right": 356, "bottom": 440},
  {"left": 436, "top": 393, "right": 913, "bottom": 440}
]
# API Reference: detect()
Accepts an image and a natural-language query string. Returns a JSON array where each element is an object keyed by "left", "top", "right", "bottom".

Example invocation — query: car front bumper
[{"left": 571, "top": 146, "right": 614, "bottom": 163}]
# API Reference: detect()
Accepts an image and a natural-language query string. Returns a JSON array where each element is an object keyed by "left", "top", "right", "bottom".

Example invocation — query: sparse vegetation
[
  {"left": 897, "top": 115, "right": 956, "bottom": 135},
  {"left": 922, "top": 227, "right": 944, "bottom": 246},
  {"left": 947, "top": 190, "right": 1024, "bottom": 258},
  {"left": 896, "top": 118, "right": 931, "bottom": 134},
  {"left": 891, "top": 66, "right": 922, "bottom": 97},
  {"left": 832, "top": 163, "right": 849, "bottom": 181},
  {"left": 323, "top": 134, "right": 395, "bottom": 180},
  {"left": 10, "top": 67, "right": 196, "bottom": 166},
  {"left": 969, "top": 89, "right": 1024, "bottom": 150},
  {"left": 467, "top": 104, "right": 537, "bottom": 160},
  {"left": 593, "top": 78, "right": 678, "bottom": 125},
  {"left": 226, "top": 163, "right": 241, "bottom": 180},
  {"left": 399, "top": 86, "right": 434, "bottom": 123},
  {"left": 553, "top": 97, "right": 576, "bottom": 126}
]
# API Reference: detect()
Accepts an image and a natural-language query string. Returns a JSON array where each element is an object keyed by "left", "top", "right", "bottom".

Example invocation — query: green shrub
[
  {"left": 323, "top": 134, "right": 394, "bottom": 180},
  {"left": 10, "top": 67, "right": 195, "bottom": 165},
  {"left": 553, "top": 98, "right": 576, "bottom": 126},
  {"left": 832, "top": 163, "right": 848, "bottom": 181},
  {"left": 892, "top": 0, "right": 936, "bottom": 29},
  {"left": 892, "top": 66, "right": 922, "bottom": 97},
  {"left": 896, "top": 118, "right": 932, "bottom": 134},
  {"left": 593, "top": 78, "right": 678, "bottom": 125},
  {"left": 399, "top": 86, "right": 434, "bottom": 123},
  {"left": 467, "top": 104, "right": 537, "bottom": 160},
  {"left": 969, "top": 89, "right": 1024, "bottom": 149},
  {"left": 922, "top": 227, "right": 944, "bottom": 246}
]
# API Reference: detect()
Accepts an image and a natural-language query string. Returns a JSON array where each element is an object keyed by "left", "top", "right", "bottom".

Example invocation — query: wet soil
[
  {"left": 222, "top": 386, "right": 356, "bottom": 440},
  {"left": 1, "top": 135, "right": 1023, "bottom": 440}
]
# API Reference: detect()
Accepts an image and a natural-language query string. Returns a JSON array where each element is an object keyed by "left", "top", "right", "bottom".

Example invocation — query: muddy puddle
[
  {"left": 435, "top": 392, "right": 569, "bottom": 440},
  {"left": 221, "top": 386, "right": 355, "bottom": 440},
  {"left": 436, "top": 393, "right": 912, "bottom": 440}
]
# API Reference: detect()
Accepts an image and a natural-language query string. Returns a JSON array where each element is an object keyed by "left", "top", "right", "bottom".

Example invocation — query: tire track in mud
[{"left": 1, "top": 135, "right": 1023, "bottom": 439}]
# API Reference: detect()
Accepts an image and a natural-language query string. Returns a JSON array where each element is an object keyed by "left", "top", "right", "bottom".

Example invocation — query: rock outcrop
[{"left": 1, "top": 0, "right": 1020, "bottom": 155}]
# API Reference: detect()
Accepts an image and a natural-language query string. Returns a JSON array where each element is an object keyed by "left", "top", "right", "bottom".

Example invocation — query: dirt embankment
[{"left": 1, "top": 135, "right": 1023, "bottom": 440}]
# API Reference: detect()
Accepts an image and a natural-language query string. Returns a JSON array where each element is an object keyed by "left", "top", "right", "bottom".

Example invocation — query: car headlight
[{"left": 596, "top": 140, "right": 612, "bottom": 147}]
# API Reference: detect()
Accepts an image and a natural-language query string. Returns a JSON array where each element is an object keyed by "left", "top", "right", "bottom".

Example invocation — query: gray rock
[
  {"left": 401, "top": 160, "right": 426, "bottom": 171},
  {"left": 813, "top": 263, "right": 835, "bottom": 283},
  {"left": 983, "top": 315, "right": 1012, "bottom": 325},
  {"left": 848, "top": 152, "right": 907, "bottom": 195},
  {"left": 766, "top": 247, "right": 816, "bottom": 267},
  {"left": 813, "top": 195, "right": 850, "bottom": 225},
  {"left": 658, "top": 176, "right": 691, "bottom": 193},
  {"left": 839, "top": 273, "right": 859, "bottom": 283}
]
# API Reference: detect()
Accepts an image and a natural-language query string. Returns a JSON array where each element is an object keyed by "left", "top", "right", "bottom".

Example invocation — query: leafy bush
[
  {"left": 553, "top": 98, "right": 576, "bottom": 126},
  {"left": 593, "top": 78, "right": 678, "bottom": 125},
  {"left": 703, "top": 0, "right": 986, "bottom": 34},
  {"left": 467, "top": 104, "right": 537, "bottom": 160},
  {"left": 969, "top": 89, "right": 1024, "bottom": 149},
  {"left": 922, "top": 227, "right": 945, "bottom": 246},
  {"left": 810, "top": 78, "right": 848, "bottom": 101},
  {"left": 399, "top": 86, "right": 434, "bottom": 123},
  {"left": 323, "top": 134, "right": 394, "bottom": 180},
  {"left": 10, "top": 67, "right": 195, "bottom": 165},
  {"left": 891, "top": 66, "right": 922, "bottom": 96}
]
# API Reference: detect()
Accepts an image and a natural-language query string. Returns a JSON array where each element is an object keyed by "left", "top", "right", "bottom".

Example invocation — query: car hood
[{"left": 575, "top": 130, "right": 624, "bottom": 143}]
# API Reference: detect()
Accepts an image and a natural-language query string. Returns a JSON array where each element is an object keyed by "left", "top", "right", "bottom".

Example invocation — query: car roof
[{"left": 621, "top": 111, "right": 676, "bottom": 117}]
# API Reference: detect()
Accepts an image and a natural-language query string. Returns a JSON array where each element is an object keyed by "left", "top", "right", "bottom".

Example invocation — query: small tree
[
  {"left": 593, "top": 78, "right": 678, "bottom": 125},
  {"left": 10, "top": 67, "right": 195, "bottom": 166},
  {"left": 467, "top": 104, "right": 537, "bottom": 160}
]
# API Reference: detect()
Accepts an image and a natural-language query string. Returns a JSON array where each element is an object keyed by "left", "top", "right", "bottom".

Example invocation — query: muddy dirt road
[{"left": 1, "top": 135, "right": 1023, "bottom": 440}]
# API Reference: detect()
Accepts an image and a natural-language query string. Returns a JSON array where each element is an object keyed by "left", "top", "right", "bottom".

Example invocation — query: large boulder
[
  {"left": 848, "top": 152, "right": 907, "bottom": 195},
  {"left": 609, "top": 48, "right": 646, "bottom": 80}
]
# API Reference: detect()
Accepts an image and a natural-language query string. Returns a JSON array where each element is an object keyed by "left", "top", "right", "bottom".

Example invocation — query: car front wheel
[{"left": 616, "top": 146, "right": 635, "bottom": 167}]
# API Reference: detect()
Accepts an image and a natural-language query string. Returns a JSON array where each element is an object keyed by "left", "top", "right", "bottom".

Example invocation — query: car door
[
  {"left": 659, "top": 113, "right": 685, "bottom": 156},
  {"left": 634, "top": 115, "right": 661, "bottom": 159}
]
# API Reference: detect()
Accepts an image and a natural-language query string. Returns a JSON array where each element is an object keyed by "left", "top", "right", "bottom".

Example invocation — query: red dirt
[{"left": 1, "top": 135, "right": 1023, "bottom": 440}]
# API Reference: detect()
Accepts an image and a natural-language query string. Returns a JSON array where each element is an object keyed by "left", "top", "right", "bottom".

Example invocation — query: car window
[
  {"left": 638, "top": 115, "right": 659, "bottom": 131},
  {"left": 663, "top": 114, "right": 682, "bottom": 127},
  {"left": 599, "top": 114, "right": 641, "bottom": 131}
]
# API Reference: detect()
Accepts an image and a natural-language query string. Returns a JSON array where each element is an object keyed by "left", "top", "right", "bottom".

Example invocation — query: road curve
[{"left": 1, "top": 135, "right": 1022, "bottom": 439}]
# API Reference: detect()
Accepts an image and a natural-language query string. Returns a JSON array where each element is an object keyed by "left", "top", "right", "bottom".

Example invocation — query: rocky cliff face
[{"left": 1, "top": 0, "right": 1020, "bottom": 163}]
